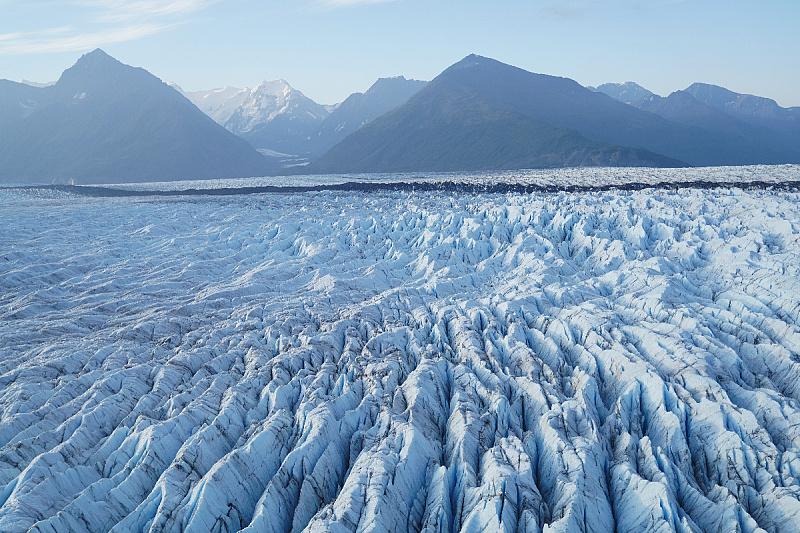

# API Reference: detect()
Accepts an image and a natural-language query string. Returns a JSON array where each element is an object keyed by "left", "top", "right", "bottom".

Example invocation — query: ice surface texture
[{"left": 2, "top": 174, "right": 800, "bottom": 532}]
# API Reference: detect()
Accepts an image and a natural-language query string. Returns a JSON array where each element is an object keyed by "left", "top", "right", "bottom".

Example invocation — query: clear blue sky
[{"left": 1, "top": 0, "right": 798, "bottom": 107}]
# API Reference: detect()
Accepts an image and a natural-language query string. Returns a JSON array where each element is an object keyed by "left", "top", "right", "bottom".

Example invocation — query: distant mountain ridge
[
  {"left": 686, "top": 83, "right": 800, "bottom": 120},
  {"left": 0, "top": 50, "right": 270, "bottom": 184},
  {"left": 597, "top": 80, "right": 800, "bottom": 165}
]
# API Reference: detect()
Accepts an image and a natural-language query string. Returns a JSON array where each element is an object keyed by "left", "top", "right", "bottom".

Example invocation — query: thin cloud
[
  {"left": 0, "top": 26, "right": 75, "bottom": 43},
  {"left": 315, "top": 0, "right": 399, "bottom": 9},
  {"left": 0, "top": 0, "right": 215, "bottom": 55},
  {"left": 75, "top": 0, "right": 218, "bottom": 23},
  {"left": 0, "top": 24, "right": 171, "bottom": 55},
  {"left": 0, "top": 32, "right": 26, "bottom": 43}
]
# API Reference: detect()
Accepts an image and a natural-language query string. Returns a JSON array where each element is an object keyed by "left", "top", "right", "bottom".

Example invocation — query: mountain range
[
  {"left": 2, "top": 50, "right": 798, "bottom": 184},
  {"left": 311, "top": 55, "right": 800, "bottom": 173},
  {"left": 308, "top": 56, "right": 687, "bottom": 173}
]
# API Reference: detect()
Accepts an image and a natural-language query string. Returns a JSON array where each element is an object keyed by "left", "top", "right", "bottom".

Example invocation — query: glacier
[{"left": 1, "top": 167, "right": 800, "bottom": 532}]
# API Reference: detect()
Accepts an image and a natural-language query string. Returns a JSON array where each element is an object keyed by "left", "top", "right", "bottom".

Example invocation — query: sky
[{"left": 1, "top": 0, "right": 799, "bottom": 107}]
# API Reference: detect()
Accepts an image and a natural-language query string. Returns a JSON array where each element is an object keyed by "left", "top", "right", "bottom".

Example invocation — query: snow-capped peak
[{"left": 224, "top": 79, "right": 329, "bottom": 134}]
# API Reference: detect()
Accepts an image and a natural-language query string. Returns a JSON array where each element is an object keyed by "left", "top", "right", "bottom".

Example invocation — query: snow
[
  {"left": 171, "top": 80, "right": 330, "bottom": 132},
  {"left": 1, "top": 166, "right": 800, "bottom": 532},
  {"left": 171, "top": 84, "right": 251, "bottom": 125},
  {"left": 223, "top": 80, "right": 329, "bottom": 135}
]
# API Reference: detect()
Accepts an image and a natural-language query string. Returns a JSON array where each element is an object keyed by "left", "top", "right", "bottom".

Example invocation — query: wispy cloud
[
  {"left": 75, "top": 0, "right": 218, "bottom": 23},
  {"left": 314, "top": 0, "right": 399, "bottom": 9},
  {"left": 0, "top": 0, "right": 216, "bottom": 55},
  {"left": 0, "top": 25, "right": 171, "bottom": 55}
]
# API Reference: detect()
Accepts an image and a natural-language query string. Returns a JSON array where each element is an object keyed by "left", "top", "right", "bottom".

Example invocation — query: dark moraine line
[{"left": 6, "top": 179, "right": 800, "bottom": 198}]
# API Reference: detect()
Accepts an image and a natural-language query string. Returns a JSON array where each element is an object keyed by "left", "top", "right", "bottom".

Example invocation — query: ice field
[{"left": 1, "top": 167, "right": 800, "bottom": 532}]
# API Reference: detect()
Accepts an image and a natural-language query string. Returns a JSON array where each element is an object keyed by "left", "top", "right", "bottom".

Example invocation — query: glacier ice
[{"left": 1, "top": 170, "right": 800, "bottom": 532}]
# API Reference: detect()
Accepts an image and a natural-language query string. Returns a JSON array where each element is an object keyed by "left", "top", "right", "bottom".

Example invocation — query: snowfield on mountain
[{"left": 1, "top": 166, "right": 800, "bottom": 532}]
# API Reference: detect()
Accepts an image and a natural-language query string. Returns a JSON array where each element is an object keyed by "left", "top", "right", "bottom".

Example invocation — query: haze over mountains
[{"left": 1, "top": 50, "right": 798, "bottom": 184}]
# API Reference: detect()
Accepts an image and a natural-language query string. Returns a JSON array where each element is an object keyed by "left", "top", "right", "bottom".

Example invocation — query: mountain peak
[
  {"left": 433, "top": 54, "right": 497, "bottom": 74},
  {"left": 84, "top": 48, "right": 112, "bottom": 58},
  {"left": 437, "top": 54, "right": 549, "bottom": 85},
  {"left": 684, "top": 83, "right": 739, "bottom": 106},
  {"left": 252, "top": 79, "right": 294, "bottom": 95},
  {"left": 594, "top": 82, "right": 656, "bottom": 106},
  {"left": 365, "top": 76, "right": 425, "bottom": 96},
  {"left": 55, "top": 48, "right": 146, "bottom": 94},
  {"left": 225, "top": 78, "right": 329, "bottom": 147},
  {"left": 73, "top": 48, "right": 120, "bottom": 68},
  {"left": 453, "top": 54, "right": 493, "bottom": 68}
]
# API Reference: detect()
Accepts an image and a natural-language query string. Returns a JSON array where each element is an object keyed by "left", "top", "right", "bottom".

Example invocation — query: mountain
[
  {"left": 308, "top": 55, "right": 687, "bottom": 174},
  {"left": 307, "top": 76, "right": 427, "bottom": 157},
  {"left": 0, "top": 50, "right": 271, "bottom": 184},
  {"left": 593, "top": 81, "right": 655, "bottom": 106},
  {"left": 174, "top": 80, "right": 328, "bottom": 166},
  {"left": 222, "top": 80, "right": 330, "bottom": 155}
]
